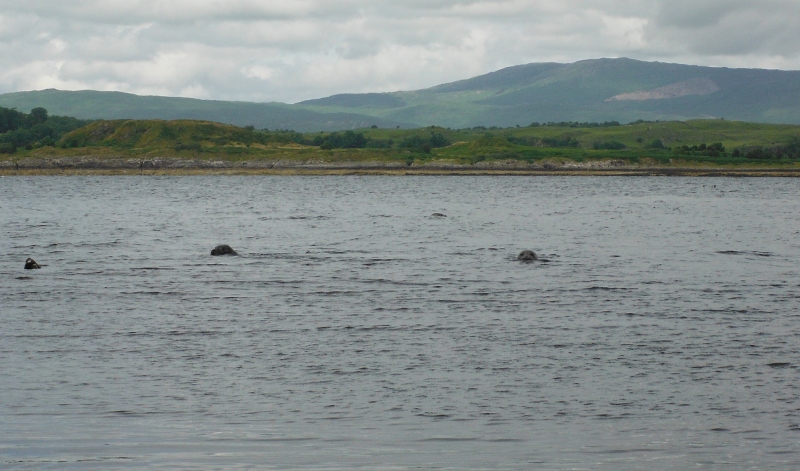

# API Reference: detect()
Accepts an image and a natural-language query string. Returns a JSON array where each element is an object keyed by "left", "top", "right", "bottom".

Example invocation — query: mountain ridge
[
  {"left": 2, "top": 58, "right": 800, "bottom": 131},
  {"left": 0, "top": 89, "right": 413, "bottom": 132},
  {"left": 298, "top": 58, "right": 800, "bottom": 127}
]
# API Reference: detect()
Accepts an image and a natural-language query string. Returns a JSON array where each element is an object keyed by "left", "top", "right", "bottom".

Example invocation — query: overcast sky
[{"left": 1, "top": 0, "right": 798, "bottom": 103}]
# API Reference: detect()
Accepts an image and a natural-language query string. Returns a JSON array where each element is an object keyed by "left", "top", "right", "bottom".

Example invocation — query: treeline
[
  {"left": 593, "top": 140, "right": 627, "bottom": 150},
  {"left": 732, "top": 138, "right": 800, "bottom": 160},
  {"left": 165, "top": 127, "right": 452, "bottom": 153},
  {"left": 529, "top": 121, "right": 622, "bottom": 128},
  {"left": 308, "top": 130, "right": 451, "bottom": 152},
  {"left": 507, "top": 135, "right": 580, "bottom": 148},
  {"left": 502, "top": 134, "right": 800, "bottom": 161},
  {"left": 675, "top": 142, "right": 726, "bottom": 157},
  {"left": 0, "top": 106, "right": 89, "bottom": 154},
  {"left": 466, "top": 121, "right": 622, "bottom": 131},
  {"left": 674, "top": 140, "right": 800, "bottom": 160},
  {"left": 59, "top": 121, "right": 298, "bottom": 151}
]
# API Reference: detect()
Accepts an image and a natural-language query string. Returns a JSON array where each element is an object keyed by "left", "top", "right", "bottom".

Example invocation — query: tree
[
  {"left": 29, "top": 107, "right": 48, "bottom": 125},
  {"left": 0, "top": 107, "right": 25, "bottom": 133},
  {"left": 318, "top": 130, "right": 367, "bottom": 149}
]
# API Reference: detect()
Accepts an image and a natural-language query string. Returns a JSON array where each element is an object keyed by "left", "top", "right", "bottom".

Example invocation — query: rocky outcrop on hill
[{"left": 606, "top": 78, "right": 720, "bottom": 102}]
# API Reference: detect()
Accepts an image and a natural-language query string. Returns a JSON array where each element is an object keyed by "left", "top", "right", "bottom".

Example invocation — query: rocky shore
[{"left": 1, "top": 156, "right": 798, "bottom": 176}]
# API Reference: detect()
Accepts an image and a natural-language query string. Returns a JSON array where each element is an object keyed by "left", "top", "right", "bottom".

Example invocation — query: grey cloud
[
  {"left": 647, "top": 0, "right": 800, "bottom": 57},
  {"left": 0, "top": 0, "right": 366, "bottom": 24},
  {"left": 653, "top": 0, "right": 738, "bottom": 27},
  {"left": 1, "top": 0, "right": 799, "bottom": 103}
]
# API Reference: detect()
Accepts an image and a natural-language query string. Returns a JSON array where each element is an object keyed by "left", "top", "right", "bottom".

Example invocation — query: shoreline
[
  {"left": 2, "top": 157, "right": 799, "bottom": 176},
  {"left": 5, "top": 168, "right": 800, "bottom": 177}
]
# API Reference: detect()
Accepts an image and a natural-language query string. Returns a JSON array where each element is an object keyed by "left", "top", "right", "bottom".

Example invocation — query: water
[{"left": 2, "top": 176, "right": 799, "bottom": 470}]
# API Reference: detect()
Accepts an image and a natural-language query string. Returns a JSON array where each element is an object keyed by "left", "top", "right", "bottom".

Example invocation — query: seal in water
[
  {"left": 24, "top": 258, "right": 41, "bottom": 269},
  {"left": 517, "top": 250, "right": 538, "bottom": 261},
  {"left": 431, "top": 213, "right": 447, "bottom": 218},
  {"left": 211, "top": 244, "right": 238, "bottom": 256}
]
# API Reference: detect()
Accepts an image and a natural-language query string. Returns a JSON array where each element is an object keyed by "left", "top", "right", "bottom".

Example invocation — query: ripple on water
[{"left": 1, "top": 176, "right": 800, "bottom": 470}]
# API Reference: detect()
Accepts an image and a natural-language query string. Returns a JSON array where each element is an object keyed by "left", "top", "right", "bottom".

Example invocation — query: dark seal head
[
  {"left": 24, "top": 258, "right": 41, "bottom": 269},
  {"left": 211, "top": 244, "right": 238, "bottom": 256},
  {"left": 517, "top": 250, "right": 538, "bottom": 261}
]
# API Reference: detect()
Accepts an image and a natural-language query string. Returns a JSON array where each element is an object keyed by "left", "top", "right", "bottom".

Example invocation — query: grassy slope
[
  {"left": 5, "top": 59, "right": 800, "bottom": 131},
  {"left": 0, "top": 90, "right": 411, "bottom": 132},
  {"left": 296, "top": 59, "right": 800, "bottom": 128},
  {"left": 2, "top": 119, "right": 799, "bottom": 169}
]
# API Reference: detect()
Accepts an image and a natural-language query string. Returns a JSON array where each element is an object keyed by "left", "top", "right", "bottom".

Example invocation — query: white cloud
[{"left": 0, "top": 0, "right": 798, "bottom": 102}]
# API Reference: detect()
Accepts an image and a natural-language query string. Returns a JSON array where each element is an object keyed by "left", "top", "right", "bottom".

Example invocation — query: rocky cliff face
[{"left": 606, "top": 78, "right": 721, "bottom": 102}]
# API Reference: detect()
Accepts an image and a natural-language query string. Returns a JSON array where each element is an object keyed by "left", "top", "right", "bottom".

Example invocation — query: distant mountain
[
  {"left": 3, "top": 58, "right": 800, "bottom": 131},
  {"left": 0, "top": 89, "right": 411, "bottom": 132},
  {"left": 297, "top": 58, "right": 800, "bottom": 128}
]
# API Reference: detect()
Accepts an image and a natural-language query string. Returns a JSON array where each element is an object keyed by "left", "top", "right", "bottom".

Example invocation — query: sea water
[{"left": 2, "top": 176, "right": 799, "bottom": 470}]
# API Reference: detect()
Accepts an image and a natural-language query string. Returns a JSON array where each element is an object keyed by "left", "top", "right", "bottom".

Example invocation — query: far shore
[
  {"left": 2, "top": 155, "right": 800, "bottom": 177},
  {"left": 3, "top": 165, "right": 800, "bottom": 177}
]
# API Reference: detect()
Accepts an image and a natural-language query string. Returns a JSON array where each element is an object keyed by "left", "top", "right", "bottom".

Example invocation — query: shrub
[
  {"left": 676, "top": 142, "right": 726, "bottom": 157},
  {"left": 506, "top": 136, "right": 538, "bottom": 146},
  {"left": 159, "top": 127, "right": 178, "bottom": 140},
  {"left": 365, "top": 139, "right": 394, "bottom": 149},
  {"left": 319, "top": 130, "right": 367, "bottom": 149},
  {"left": 175, "top": 142, "right": 203, "bottom": 152},
  {"left": 593, "top": 141, "right": 627, "bottom": 150},
  {"left": 541, "top": 137, "right": 579, "bottom": 148},
  {"left": 399, "top": 136, "right": 432, "bottom": 153}
]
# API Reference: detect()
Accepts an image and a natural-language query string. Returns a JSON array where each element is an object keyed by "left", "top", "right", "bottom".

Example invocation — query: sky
[{"left": 1, "top": 0, "right": 798, "bottom": 103}]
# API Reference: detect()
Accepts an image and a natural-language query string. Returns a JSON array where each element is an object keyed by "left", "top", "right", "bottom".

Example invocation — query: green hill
[
  {"left": 297, "top": 58, "right": 800, "bottom": 128},
  {"left": 0, "top": 89, "right": 411, "bottom": 132},
  {"left": 2, "top": 58, "right": 800, "bottom": 132},
  {"left": 2, "top": 118, "right": 796, "bottom": 171}
]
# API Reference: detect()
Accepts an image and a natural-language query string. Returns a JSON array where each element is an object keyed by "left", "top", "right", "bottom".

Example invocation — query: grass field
[{"left": 3, "top": 118, "right": 800, "bottom": 170}]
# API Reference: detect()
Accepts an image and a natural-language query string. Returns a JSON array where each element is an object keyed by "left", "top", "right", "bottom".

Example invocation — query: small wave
[
  {"left": 105, "top": 410, "right": 141, "bottom": 416},
  {"left": 362, "top": 278, "right": 429, "bottom": 286},
  {"left": 590, "top": 447, "right": 663, "bottom": 454},
  {"left": 287, "top": 215, "right": 330, "bottom": 220},
  {"left": 121, "top": 291, "right": 183, "bottom": 296},
  {"left": 420, "top": 436, "right": 478, "bottom": 441},
  {"left": 165, "top": 330, "right": 220, "bottom": 337},
  {"left": 716, "top": 250, "right": 773, "bottom": 257},
  {"left": 584, "top": 286, "right": 631, "bottom": 291},
  {"left": 416, "top": 413, "right": 454, "bottom": 419},
  {"left": 217, "top": 437, "right": 318, "bottom": 443}
]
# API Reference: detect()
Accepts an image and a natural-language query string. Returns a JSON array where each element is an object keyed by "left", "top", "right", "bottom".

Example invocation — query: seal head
[
  {"left": 24, "top": 258, "right": 41, "bottom": 269},
  {"left": 517, "top": 250, "right": 538, "bottom": 261},
  {"left": 211, "top": 244, "right": 238, "bottom": 256}
]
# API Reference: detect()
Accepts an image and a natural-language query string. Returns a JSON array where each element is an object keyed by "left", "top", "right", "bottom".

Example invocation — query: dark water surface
[{"left": 2, "top": 176, "right": 799, "bottom": 470}]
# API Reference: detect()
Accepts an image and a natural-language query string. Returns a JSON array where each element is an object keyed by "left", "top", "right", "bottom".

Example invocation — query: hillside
[
  {"left": 2, "top": 58, "right": 800, "bottom": 132},
  {"left": 0, "top": 89, "right": 411, "bottom": 132},
  {"left": 297, "top": 58, "right": 800, "bottom": 128},
  {"left": 2, "top": 118, "right": 798, "bottom": 174}
]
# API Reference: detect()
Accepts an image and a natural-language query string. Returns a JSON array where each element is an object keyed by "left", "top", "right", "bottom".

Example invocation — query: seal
[
  {"left": 517, "top": 250, "right": 538, "bottom": 261},
  {"left": 24, "top": 257, "right": 41, "bottom": 269},
  {"left": 211, "top": 244, "right": 238, "bottom": 256},
  {"left": 431, "top": 213, "right": 447, "bottom": 218}
]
